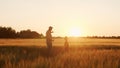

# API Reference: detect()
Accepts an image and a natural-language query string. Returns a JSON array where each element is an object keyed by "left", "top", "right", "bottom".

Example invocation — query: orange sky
[{"left": 0, "top": 0, "right": 120, "bottom": 36}]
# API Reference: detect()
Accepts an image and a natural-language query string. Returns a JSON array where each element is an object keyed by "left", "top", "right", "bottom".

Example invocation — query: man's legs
[
  {"left": 47, "top": 41, "right": 52, "bottom": 49},
  {"left": 47, "top": 41, "right": 52, "bottom": 57}
]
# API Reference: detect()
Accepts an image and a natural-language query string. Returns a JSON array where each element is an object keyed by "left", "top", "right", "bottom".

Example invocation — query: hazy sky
[{"left": 0, "top": 0, "right": 120, "bottom": 36}]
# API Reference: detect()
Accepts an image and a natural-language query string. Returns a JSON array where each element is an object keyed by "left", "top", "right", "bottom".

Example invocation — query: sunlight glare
[{"left": 69, "top": 27, "right": 81, "bottom": 37}]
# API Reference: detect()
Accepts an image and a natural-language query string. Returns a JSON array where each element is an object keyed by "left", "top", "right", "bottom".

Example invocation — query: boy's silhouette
[
  {"left": 46, "top": 26, "right": 53, "bottom": 50},
  {"left": 64, "top": 36, "right": 69, "bottom": 51}
]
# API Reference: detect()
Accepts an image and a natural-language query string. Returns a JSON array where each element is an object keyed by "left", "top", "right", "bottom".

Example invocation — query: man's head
[{"left": 49, "top": 26, "right": 53, "bottom": 30}]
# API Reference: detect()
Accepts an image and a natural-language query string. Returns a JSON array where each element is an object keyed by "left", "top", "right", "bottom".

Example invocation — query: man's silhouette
[{"left": 46, "top": 26, "right": 53, "bottom": 50}]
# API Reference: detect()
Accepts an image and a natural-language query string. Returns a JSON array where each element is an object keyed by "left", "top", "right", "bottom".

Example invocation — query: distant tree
[
  {"left": 0, "top": 26, "right": 17, "bottom": 38},
  {"left": 19, "top": 29, "right": 41, "bottom": 38},
  {"left": 39, "top": 33, "right": 45, "bottom": 38},
  {"left": 0, "top": 26, "right": 44, "bottom": 38}
]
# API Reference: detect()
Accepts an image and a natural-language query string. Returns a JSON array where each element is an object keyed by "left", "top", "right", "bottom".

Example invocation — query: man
[{"left": 46, "top": 26, "right": 53, "bottom": 49}]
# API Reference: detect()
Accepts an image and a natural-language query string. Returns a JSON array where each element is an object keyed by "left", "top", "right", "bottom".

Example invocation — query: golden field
[
  {"left": 0, "top": 38, "right": 120, "bottom": 46},
  {"left": 0, "top": 38, "right": 120, "bottom": 68}
]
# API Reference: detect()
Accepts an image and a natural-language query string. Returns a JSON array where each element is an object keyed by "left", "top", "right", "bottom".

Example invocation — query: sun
[{"left": 69, "top": 27, "right": 81, "bottom": 37}]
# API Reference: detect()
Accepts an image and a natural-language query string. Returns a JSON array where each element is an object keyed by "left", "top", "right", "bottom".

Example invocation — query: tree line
[
  {"left": 86, "top": 36, "right": 120, "bottom": 39},
  {"left": 0, "top": 26, "right": 44, "bottom": 38}
]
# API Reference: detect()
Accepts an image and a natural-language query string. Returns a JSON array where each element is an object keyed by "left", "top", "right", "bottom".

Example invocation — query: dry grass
[
  {"left": 0, "top": 38, "right": 120, "bottom": 68},
  {"left": 0, "top": 46, "right": 120, "bottom": 68},
  {"left": 0, "top": 38, "right": 120, "bottom": 46}
]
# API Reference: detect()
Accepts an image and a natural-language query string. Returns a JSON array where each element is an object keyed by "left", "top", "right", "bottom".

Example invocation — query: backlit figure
[
  {"left": 64, "top": 36, "right": 69, "bottom": 51},
  {"left": 46, "top": 26, "right": 53, "bottom": 50}
]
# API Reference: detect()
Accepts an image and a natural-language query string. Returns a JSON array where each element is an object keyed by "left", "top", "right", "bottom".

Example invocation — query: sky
[{"left": 0, "top": 0, "right": 120, "bottom": 37}]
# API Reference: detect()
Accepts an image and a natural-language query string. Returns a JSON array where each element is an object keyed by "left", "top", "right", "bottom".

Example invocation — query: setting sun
[{"left": 69, "top": 27, "right": 81, "bottom": 37}]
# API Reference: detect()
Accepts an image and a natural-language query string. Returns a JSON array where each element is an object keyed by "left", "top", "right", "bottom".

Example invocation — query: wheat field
[
  {"left": 0, "top": 38, "right": 120, "bottom": 46},
  {"left": 0, "top": 38, "right": 120, "bottom": 68}
]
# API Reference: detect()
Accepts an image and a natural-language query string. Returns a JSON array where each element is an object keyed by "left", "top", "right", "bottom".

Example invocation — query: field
[{"left": 0, "top": 38, "right": 120, "bottom": 68}]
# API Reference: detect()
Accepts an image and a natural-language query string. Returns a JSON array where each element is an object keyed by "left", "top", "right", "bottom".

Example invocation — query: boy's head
[{"left": 65, "top": 36, "right": 68, "bottom": 40}]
